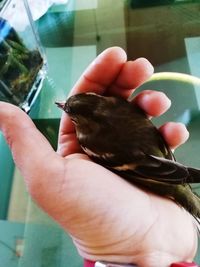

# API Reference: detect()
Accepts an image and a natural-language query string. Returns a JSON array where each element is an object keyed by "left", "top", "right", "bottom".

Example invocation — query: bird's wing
[
  {"left": 81, "top": 142, "right": 187, "bottom": 184},
  {"left": 132, "top": 155, "right": 200, "bottom": 184},
  {"left": 81, "top": 143, "right": 200, "bottom": 184},
  {"left": 127, "top": 154, "right": 189, "bottom": 184}
]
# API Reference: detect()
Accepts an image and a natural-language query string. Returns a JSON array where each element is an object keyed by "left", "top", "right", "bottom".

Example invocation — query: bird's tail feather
[
  {"left": 188, "top": 167, "right": 200, "bottom": 183},
  {"left": 171, "top": 184, "right": 200, "bottom": 219}
]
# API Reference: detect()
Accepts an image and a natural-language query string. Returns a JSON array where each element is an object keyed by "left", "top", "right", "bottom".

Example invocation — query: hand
[{"left": 0, "top": 47, "right": 197, "bottom": 267}]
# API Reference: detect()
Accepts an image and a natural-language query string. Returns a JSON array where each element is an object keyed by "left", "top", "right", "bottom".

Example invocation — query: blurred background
[{"left": 0, "top": 0, "right": 200, "bottom": 266}]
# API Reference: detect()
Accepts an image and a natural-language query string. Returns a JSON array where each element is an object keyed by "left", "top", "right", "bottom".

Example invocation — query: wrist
[
  {"left": 83, "top": 260, "right": 199, "bottom": 267},
  {"left": 84, "top": 260, "right": 136, "bottom": 266}
]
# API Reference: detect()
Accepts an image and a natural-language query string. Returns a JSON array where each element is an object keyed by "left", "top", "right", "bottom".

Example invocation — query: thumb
[{"left": 0, "top": 102, "right": 61, "bottom": 192}]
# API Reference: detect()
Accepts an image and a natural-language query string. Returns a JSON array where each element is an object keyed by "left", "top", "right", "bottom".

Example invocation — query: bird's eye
[{"left": 65, "top": 103, "right": 71, "bottom": 113}]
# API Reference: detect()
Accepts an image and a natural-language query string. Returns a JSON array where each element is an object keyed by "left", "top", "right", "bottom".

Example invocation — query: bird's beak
[{"left": 55, "top": 101, "right": 65, "bottom": 110}]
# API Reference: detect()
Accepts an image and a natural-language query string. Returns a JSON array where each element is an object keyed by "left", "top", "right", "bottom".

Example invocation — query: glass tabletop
[{"left": 0, "top": 0, "right": 200, "bottom": 266}]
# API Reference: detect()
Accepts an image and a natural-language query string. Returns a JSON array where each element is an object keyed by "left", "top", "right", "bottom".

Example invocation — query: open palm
[{"left": 0, "top": 47, "right": 197, "bottom": 267}]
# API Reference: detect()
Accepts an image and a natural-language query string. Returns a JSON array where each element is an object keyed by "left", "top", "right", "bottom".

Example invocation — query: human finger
[
  {"left": 0, "top": 102, "right": 61, "bottom": 186},
  {"left": 108, "top": 58, "right": 154, "bottom": 98},
  {"left": 70, "top": 46, "right": 127, "bottom": 96},
  {"left": 133, "top": 90, "right": 189, "bottom": 150},
  {"left": 134, "top": 90, "right": 171, "bottom": 117},
  {"left": 159, "top": 122, "right": 189, "bottom": 149}
]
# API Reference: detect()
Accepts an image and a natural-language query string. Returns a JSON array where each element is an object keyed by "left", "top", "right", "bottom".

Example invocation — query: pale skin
[{"left": 0, "top": 47, "right": 197, "bottom": 267}]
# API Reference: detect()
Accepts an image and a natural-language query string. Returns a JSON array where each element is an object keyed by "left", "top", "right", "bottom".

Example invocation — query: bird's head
[{"left": 56, "top": 92, "right": 106, "bottom": 125}]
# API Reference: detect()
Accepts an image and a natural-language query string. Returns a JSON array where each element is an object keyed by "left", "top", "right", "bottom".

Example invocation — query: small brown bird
[{"left": 56, "top": 92, "right": 200, "bottom": 222}]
